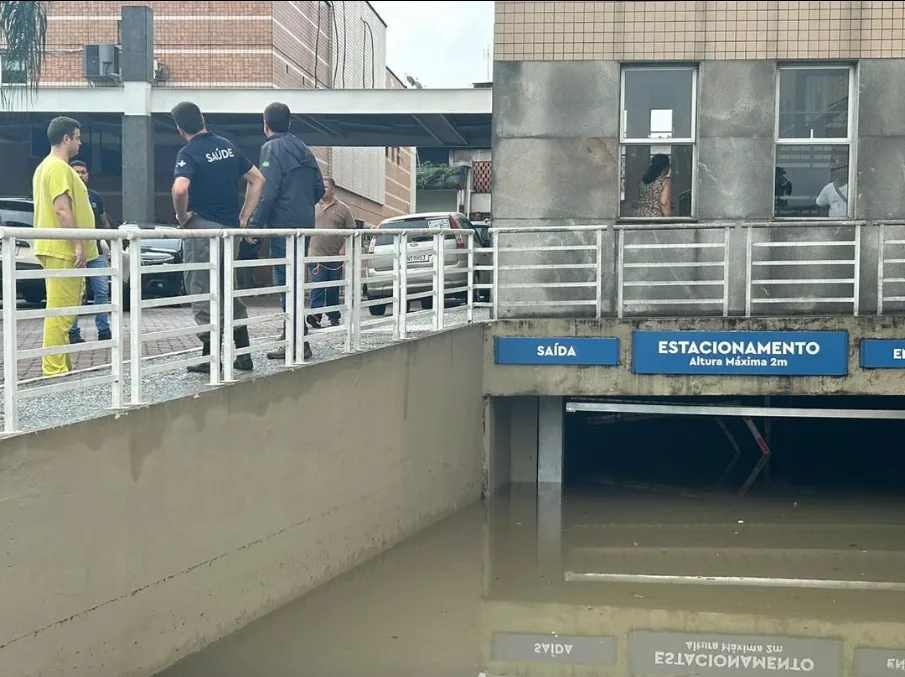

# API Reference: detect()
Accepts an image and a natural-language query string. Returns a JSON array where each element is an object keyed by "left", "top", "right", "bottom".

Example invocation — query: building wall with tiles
[
  {"left": 2, "top": 1, "right": 411, "bottom": 223},
  {"left": 491, "top": 1, "right": 905, "bottom": 317},
  {"left": 493, "top": 0, "right": 905, "bottom": 227},
  {"left": 494, "top": 1, "right": 905, "bottom": 62}
]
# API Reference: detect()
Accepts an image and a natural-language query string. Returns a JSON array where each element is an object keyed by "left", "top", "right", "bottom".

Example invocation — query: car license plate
[{"left": 407, "top": 254, "right": 431, "bottom": 263}]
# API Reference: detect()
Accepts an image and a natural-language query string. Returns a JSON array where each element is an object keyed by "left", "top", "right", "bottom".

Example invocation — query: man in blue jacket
[{"left": 252, "top": 102, "right": 326, "bottom": 360}]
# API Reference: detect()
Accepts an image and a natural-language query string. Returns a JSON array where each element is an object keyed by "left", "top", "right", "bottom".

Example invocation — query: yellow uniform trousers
[{"left": 38, "top": 255, "right": 85, "bottom": 376}]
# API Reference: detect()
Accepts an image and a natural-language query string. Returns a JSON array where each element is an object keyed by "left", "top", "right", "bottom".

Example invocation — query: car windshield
[
  {"left": 376, "top": 216, "right": 450, "bottom": 246},
  {"left": 0, "top": 199, "right": 34, "bottom": 227}
]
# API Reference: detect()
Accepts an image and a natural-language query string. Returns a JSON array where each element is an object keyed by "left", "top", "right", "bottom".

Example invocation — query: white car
[
  {"left": 0, "top": 197, "right": 136, "bottom": 305},
  {"left": 363, "top": 211, "right": 491, "bottom": 315}
]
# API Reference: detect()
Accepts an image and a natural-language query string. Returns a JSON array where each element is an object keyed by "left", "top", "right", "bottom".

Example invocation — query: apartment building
[
  {"left": 493, "top": 0, "right": 905, "bottom": 225},
  {"left": 1, "top": 0, "right": 414, "bottom": 226}
]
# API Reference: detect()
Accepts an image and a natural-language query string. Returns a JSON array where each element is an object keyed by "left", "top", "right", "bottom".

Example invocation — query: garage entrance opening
[{"left": 563, "top": 396, "right": 905, "bottom": 497}]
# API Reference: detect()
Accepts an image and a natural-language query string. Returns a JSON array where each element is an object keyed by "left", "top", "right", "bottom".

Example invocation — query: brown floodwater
[{"left": 158, "top": 484, "right": 905, "bottom": 677}]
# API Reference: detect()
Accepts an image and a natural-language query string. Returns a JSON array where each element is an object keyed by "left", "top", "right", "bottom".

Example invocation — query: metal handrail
[
  {"left": 4, "top": 220, "right": 905, "bottom": 434},
  {"left": 0, "top": 227, "right": 480, "bottom": 435}
]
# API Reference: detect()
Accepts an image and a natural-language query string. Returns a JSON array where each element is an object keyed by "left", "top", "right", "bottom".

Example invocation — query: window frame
[
  {"left": 618, "top": 64, "right": 699, "bottom": 220},
  {"left": 0, "top": 54, "right": 27, "bottom": 87},
  {"left": 773, "top": 63, "right": 857, "bottom": 220}
]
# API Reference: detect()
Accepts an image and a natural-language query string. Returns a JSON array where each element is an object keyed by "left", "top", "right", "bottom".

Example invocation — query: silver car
[{"left": 363, "top": 212, "right": 490, "bottom": 316}]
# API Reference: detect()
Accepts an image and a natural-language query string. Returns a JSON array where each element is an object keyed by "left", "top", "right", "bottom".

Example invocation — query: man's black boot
[
  {"left": 233, "top": 327, "right": 254, "bottom": 371},
  {"left": 267, "top": 329, "right": 286, "bottom": 360},
  {"left": 188, "top": 340, "right": 211, "bottom": 373}
]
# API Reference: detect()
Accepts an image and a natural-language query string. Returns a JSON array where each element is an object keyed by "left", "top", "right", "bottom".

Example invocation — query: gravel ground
[{"left": 1, "top": 306, "right": 489, "bottom": 434}]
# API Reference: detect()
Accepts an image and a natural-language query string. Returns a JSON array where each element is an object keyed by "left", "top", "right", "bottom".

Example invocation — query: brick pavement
[{"left": 0, "top": 296, "right": 285, "bottom": 382}]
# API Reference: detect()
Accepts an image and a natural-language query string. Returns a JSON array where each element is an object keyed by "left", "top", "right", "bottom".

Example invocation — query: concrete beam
[
  {"left": 7, "top": 86, "right": 491, "bottom": 116},
  {"left": 413, "top": 114, "right": 467, "bottom": 145},
  {"left": 150, "top": 86, "right": 492, "bottom": 116}
]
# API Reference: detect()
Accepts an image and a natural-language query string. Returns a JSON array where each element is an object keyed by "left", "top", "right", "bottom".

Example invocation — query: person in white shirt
[
  {"left": 817, "top": 154, "right": 849, "bottom": 218},
  {"left": 816, "top": 180, "right": 848, "bottom": 217}
]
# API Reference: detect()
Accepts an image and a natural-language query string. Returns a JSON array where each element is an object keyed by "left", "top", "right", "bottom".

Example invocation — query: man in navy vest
[
  {"left": 171, "top": 101, "right": 266, "bottom": 374},
  {"left": 251, "top": 101, "right": 326, "bottom": 361}
]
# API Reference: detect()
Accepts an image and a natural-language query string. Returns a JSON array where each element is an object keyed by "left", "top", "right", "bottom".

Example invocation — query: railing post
[
  {"left": 222, "top": 233, "right": 235, "bottom": 382},
  {"left": 283, "top": 234, "right": 295, "bottom": 368},
  {"left": 745, "top": 225, "right": 753, "bottom": 318},
  {"left": 722, "top": 226, "right": 731, "bottom": 317},
  {"left": 877, "top": 225, "right": 886, "bottom": 316},
  {"left": 595, "top": 228, "right": 604, "bottom": 318},
  {"left": 295, "top": 234, "right": 307, "bottom": 363},
  {"left": 467, "top": 231, "right": 475, "bottom": 324},
  {"left": 616, "top": 228, "right": 625, "bottom": 319},
  {"left": 492, "top": 232, "right": 499, "bottom": 320},
  {"left": 109, "top": 238, "right": 125, "bottom": 410},
  {"left": 347, "top": 232, "right": 359, "bottom": 352},
  {"left": 129, "top": 234, "right": 143, "bottom": 405},
  {"left": 853, "top": 222, "right": 862, "bottom": 316},
  {"left": 393, "top": 233, "right": 402, "bottom": 340},
  {"left": 433, "top": 232, "right": 443, "bottom": 331},
  {"left": 400, "top": 234, "right": 409, "bottom": 339},
  {"left": 2, "top": 234, "right": 19, "bottom": 433},
  {"left": 208, "top": 235, "right": 221, "bottom": 384}
]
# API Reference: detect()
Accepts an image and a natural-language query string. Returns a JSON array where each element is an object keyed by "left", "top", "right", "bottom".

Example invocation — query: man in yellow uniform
[{"left": 32, "top": 116, "right": 98, "bottom": 376}]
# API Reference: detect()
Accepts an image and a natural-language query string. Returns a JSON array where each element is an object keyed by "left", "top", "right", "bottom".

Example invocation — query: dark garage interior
[{"left": 564, "top": 396, "right": 905, "bottom": 497}]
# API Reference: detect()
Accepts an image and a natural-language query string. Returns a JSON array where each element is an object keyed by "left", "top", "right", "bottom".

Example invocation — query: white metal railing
[
  {"left": 3, "top": 220, "right": 905, "bottom": 434},
  {"left": 489, "top": 221, "right": 903, "bottom": 319},
  {"left": 0, "top": 226, "right": 487, "bottom": 435},
  {"left": 878, "top": 223, "right": 905, "bottom": 315}
]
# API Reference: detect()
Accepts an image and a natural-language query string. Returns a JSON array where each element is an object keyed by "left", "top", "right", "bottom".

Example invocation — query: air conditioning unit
[{"left": 83, "top": 44, "right": 121, "bottom": 80}]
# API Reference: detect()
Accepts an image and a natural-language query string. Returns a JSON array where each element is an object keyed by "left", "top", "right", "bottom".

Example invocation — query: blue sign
[
  {"left": 495, "top": 337, "right": 620, "bottom": 366},
  {"left": 860, "top": 339, "right": 905, "bottom": 369},
  {"left": 632, "top": 331, "right": 849, "bottom": 376}
]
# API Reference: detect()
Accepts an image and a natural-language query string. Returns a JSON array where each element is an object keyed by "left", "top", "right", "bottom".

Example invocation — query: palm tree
[{"left": 0, "top": 1, "right": 50, "bottom": 105}]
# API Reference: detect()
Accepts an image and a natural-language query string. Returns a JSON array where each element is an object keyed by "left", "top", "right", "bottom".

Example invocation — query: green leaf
[
  {"left": 1, "top": 1, "right": 51, "bottom": 107},
  {"left": 416, "top": 162, "right": 468, "bottom": 190}
]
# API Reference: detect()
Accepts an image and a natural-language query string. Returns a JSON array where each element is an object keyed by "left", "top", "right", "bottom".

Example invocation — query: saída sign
[{"left": 494, "top": 337, "right": 620, "bottom": 366}]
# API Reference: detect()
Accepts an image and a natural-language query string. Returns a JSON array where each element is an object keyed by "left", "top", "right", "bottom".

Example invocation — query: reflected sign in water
[
  {"left": 490, "top": 632, "right": 617, "bottom": 665},
  {"left": 855, "top": 648, "right": 905, "bottom": 677},
  {"left": 629, "top": 631, "right": 843, "bottom": 677}
]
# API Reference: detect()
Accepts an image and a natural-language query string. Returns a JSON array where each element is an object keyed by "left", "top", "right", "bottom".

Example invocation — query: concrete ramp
[{"left": 0, "top": 326, "right": 484, "bottom": 677}]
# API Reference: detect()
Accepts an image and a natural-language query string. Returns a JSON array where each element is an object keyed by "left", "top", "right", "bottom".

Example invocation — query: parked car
[
  {"left": 363, "top": 211, "right": 491, "bottom": 316},
  {"left": 0, "top": 198, "right": 185, "bottom": 308},
  {"left": 0, "top": 197, "right": 138, "bottom": 306},
  {"left": 118, "top": 223, "right": 186, "bottom": 300}
]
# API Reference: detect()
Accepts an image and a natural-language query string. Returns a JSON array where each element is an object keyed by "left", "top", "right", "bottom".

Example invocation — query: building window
[
  {"left": 774, "top": 65, "right": 854, "bottom": 218},
  {"left": 0, "top": 55, "right": 27, "bottom": 86},
  {"left": 619, "top": 65, "right": 697, "bottom": 218}
]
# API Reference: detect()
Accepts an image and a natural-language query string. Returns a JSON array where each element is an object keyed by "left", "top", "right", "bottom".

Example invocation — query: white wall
[{"left": 332, "top": 1, "right": 387, "bottom": 205}]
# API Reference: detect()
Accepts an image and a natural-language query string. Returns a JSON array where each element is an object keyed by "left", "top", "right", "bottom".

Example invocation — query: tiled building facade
[
  {"left": 1, "top": 0, "right": 413, "bottom": 226},
  {"left": 492, "top": 0, "right": 905, "bottom": 227},
  {"left": 494, "top": 1, "right": 905, "bottom": 62}
]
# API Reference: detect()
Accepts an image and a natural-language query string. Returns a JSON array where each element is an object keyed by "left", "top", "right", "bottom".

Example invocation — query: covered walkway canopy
[{"left": 3, "top": 86, "right": 492, "bottom": 148}]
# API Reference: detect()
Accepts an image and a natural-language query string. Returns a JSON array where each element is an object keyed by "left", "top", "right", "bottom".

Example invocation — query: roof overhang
[{"left": 1, "top": 86, "right": 492, "bottom": 148}]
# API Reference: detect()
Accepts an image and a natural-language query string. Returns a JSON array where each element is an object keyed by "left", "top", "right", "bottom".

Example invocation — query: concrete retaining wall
[{"left": 0, "top": 325, "right": 485, "bottom": 677}]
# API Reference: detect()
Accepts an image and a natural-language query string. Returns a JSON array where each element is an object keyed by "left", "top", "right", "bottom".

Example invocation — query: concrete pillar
[
  {"left": 483, "top": 396, "right": 512, "bottom": 498},
  {"left": 510, "top": 396, "right": 539, "bottom": 484},
  {"left": 537, "top": 395, "right": 563, "bottom": 572},
  {"left": 538, "top": 396, "right": 564, "bottom": 484},
  {"left": 537, "top": 482, "right": 562, "bottom": 572},
  {"left": 120, "top": 6, "right": 156, "bottom": 225}
]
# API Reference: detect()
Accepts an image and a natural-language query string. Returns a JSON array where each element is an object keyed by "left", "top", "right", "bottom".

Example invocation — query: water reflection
[{"left": 159, "top": 484, "right": 905, "bottom": 677}]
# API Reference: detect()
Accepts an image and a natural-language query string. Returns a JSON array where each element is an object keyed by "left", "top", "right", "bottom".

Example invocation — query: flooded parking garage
[
  {"left": 157, "top": 482, "right": 905, "bottom": 677},
  {"left": 564, "top": 395, "right": 905, "bottom": 497}
]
